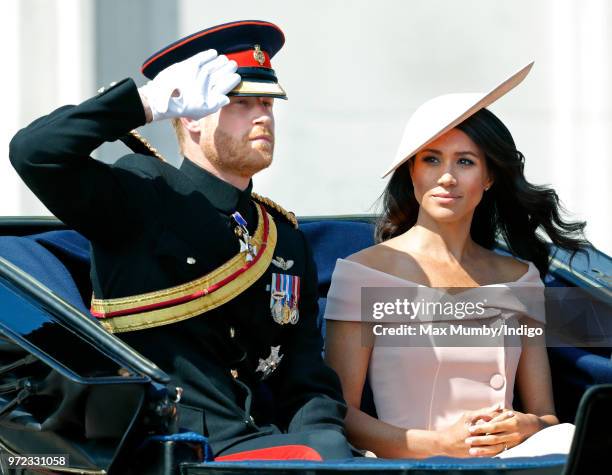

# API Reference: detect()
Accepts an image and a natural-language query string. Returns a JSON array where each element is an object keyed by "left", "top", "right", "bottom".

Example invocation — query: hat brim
[
  {"left": 381, "top": 61, "right": 534, "bottom": 178},
  {"left": 230, "top": 80, "right": 287, "bottom": 99}
]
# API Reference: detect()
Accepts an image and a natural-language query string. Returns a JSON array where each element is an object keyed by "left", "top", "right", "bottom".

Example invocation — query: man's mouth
[{"left": 249, "top": 135, "right": 273, "bottom": 143}]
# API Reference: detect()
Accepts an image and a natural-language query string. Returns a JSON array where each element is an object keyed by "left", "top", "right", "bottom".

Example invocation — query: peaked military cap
[{"left": 141, "top": 20, "right": 287, "bottom": 99}]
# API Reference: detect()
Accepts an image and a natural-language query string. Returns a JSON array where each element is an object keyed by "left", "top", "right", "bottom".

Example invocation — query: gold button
[
  {"left": 230, "top": 369, "right": 238, "bottom": 379},
  {"left": 230, "top": 326, "right": 236, "bottom": 338}
]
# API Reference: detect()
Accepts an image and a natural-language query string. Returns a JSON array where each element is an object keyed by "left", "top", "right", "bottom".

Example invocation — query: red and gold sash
[{"left": 91, "top": 202, "right": 276, "bottom": 333}]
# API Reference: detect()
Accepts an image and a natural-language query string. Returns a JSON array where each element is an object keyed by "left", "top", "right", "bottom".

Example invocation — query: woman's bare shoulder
[
  {"left": 476, "top": 248, "right": 531, "bottom": 282},
  {"left": 346, "top": 242, "right": 396, "bottom": 267},
  {"left": 344, "top": 239, "right": 425, "bottom": 282}
]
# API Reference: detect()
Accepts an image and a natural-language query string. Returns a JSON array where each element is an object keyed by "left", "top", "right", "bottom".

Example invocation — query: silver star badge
[{"left": 255, "top": 345, "right": 283, "bottom": 380}]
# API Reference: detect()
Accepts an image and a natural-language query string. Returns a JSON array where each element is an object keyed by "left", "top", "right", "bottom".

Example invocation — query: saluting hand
[{"left": 138, "top": 49, "right": 241, "bottom": 122}]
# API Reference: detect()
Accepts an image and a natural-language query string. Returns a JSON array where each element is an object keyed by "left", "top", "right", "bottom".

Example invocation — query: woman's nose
[{"left": 437, "top": 172, "right": 457, "bottom": 187}]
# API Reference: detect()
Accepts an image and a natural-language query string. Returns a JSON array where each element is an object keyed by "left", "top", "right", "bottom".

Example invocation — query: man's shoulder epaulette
[
  {"left": 119, "top": 129, "right": 166, "bottom": 162},
  {"left": 251, "top": 192, "right": 298, "bottom": 229}
]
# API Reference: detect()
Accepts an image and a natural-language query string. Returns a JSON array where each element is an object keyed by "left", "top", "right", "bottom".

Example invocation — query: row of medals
[{"left": 271, "top": 292, "right": 299, "bottom": 325}]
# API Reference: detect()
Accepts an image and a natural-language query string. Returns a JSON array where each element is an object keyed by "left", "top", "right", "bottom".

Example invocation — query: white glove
[{"left": 138, "top": 49, "right": 241, "bottom": 121}]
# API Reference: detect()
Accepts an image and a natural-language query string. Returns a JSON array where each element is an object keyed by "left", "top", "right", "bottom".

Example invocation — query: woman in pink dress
[{"left": 324, "top": 63, "right": 589, "bottom": 459}]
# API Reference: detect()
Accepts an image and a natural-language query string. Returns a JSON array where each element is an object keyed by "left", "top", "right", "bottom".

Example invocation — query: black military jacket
[{"left": 9, "top": 79, "right": 347, "bottom": 455}]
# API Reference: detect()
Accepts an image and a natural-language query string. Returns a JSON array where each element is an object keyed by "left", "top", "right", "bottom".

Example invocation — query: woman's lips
[{"left": 432, "top": 193, "right": 461, "bottom": 203}]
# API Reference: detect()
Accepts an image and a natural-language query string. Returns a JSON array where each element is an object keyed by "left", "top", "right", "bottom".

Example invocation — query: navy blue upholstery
[
  {"left": 300, "top": 220, "right": 375, "bottom": 290},
  {"left": 300, "top": 220, "right": 375, "bottom": 338},
  {"left": 0, "top": 233, "right": 89, "bottom": 315},
  {"left": 549, "top": 346, "right": 612, "bottom": 423}
]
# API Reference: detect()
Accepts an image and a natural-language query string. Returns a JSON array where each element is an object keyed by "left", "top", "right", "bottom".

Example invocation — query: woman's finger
[
  {"left": 469, "top": 442, "right": 507, "bottom": 457},
  {"left": 467, "top": 404, "right": 503, "bottom": 424},
  {"left": 489, "top": 410, "right": 515, "bottom": 424},
  {"left": 465, "top": 432, "right": 514, "bottom": 447},
  {"left": 468, "top": 417, "right": 514, "bottom": 436}
]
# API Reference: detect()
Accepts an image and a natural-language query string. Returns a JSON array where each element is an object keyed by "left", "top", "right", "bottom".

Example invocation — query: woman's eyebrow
[
  {"left": 455, "top": 151, "right": 480, "bottom": 157},
  {"left": 420, "top": 148, "right": 480, "bottom": 157}
]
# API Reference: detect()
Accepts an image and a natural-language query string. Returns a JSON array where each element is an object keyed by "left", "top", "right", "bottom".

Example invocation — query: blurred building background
[{"left": 0, "top": 0, "right": 610, "bottom": 255}]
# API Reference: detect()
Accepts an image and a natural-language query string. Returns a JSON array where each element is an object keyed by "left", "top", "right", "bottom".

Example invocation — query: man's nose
[{"left": 253, "top": 109, "right": 273, "bottom": 125}]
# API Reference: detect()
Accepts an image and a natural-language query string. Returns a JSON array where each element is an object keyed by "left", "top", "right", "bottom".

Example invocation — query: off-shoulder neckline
[{"left": 338, "top": 258, "right": 537, "bottom": 287}]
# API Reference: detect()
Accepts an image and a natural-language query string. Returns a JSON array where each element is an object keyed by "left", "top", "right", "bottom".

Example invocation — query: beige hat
[{"left": 382, "top": 61, "right": 534, "bottom": 178}]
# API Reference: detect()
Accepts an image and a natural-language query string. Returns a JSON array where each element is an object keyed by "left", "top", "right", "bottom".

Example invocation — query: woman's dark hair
[{"left": 375, "top": 108, "right": 590, "bottom": 277}]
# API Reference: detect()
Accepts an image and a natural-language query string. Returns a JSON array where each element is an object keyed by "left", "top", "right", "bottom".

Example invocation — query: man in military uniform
[{"left": 9, "top": 21, "right": 352, "bottom": 460}]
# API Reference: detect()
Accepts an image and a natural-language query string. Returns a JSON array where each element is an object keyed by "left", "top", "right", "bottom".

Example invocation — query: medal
[
  {"left": 256, "top": 345, "right": 283, "bottom": 379},
  {"left": 269, "top": 273, "right": 300, "bottom": 325},
  {"left": 232, "top": 211, "right": 257, "bottom": 261},
  {"left": 271, "top": 291, "right": 286, "bottom": 324},
  {"left": 288, "top": 294, "right": 299, "bottom": 324},
  {"left": 282, "top": 303, "right": 291, "bottom": 324}
]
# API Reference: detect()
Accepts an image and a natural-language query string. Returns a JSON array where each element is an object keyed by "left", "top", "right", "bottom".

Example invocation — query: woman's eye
[
  {"left": 423, "top": 156, "right": 439, "bottom": 164},
  {"left": 458, "top": 158, "right": 475, "bottom": 166}
]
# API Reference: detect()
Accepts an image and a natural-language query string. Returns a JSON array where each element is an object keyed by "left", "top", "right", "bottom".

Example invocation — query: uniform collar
[{"left": 180, "top": 158, "right": 253, "bottom": 215}]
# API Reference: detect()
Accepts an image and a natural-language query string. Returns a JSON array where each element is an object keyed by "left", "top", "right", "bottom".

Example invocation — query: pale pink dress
[{"left": 324, "top": 258, "right": 574, "bottom": 456}]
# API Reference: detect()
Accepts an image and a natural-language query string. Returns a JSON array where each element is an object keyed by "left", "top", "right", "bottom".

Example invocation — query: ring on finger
[{"left": 503, "top": 443, "right": 508, "bottom": 451}]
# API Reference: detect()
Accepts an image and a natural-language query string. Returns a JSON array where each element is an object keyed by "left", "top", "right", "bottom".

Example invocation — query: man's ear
[{"left": 181, "top": 117, "right": 201, "bottom": 134}]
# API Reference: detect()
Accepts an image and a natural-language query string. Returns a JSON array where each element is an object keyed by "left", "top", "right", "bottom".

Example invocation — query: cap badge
[{"left": 253, "top": 44, "right": 265, "bottom": 66}]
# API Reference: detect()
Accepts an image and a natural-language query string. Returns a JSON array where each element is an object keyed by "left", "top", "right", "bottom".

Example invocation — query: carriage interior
[{"left": 0, "top": 216, "right": 610, "bottom": 474}]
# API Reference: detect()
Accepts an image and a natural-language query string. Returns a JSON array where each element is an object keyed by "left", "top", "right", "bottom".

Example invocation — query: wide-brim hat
[
  {"left": 141, "top": 20, "right": 287, "bottom": 99},
  {"left": 382, "top": 61, "right": 534, "bottom": 178}
]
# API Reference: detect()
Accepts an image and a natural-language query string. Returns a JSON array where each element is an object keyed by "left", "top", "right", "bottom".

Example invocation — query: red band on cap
[{"left": 227, "top": 49, "right": 271, "bottom": 69}]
